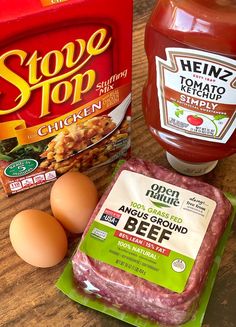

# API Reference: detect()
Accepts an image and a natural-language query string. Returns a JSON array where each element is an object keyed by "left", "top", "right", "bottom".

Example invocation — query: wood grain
[{"left": 0, "top": 1, "right": 235, "bottom": 326}]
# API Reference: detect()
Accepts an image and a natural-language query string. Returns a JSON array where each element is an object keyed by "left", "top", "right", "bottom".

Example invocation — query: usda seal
[{"left": 4, "top": 159, "right": 38, "bottom": 177}]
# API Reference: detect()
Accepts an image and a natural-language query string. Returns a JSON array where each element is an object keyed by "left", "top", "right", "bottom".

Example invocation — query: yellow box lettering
[
  {"left": 51, "top": 81, "right": 73, "bottom": 104},
  {"left": 40, "top": 81, "right": 51, "bottom": 117},
  {"left": 0, "top": 50, "right": 31, "bottom": 115},
  {"left": 62, "top": 39, "right": 86, "bottom": 68},
  {"left": 41, "top": 50, "right": 64, "bottom": 77},
  {"left": 26, "top": 50, "right": 43, "bottom": 84},
  {"left": 71, "top": 69, "right": 96, "bottom": 103},
  {"left": 87, "top": 28, "right": 112, "bottom": 56},
  {"left": 0, "top": 28, "right": 112, "bottom": 118}
]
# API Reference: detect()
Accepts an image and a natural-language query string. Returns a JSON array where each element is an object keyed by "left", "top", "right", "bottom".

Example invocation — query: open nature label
[
  {"left": 56, "top": 192, "right": 236, "bottom": 327},
  {"left": 79, "top": 170, "right": 217, "bottom": 293}
]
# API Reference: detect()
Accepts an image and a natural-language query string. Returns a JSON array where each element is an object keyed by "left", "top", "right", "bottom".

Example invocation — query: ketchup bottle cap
[{"left": 166, "top": 152, "right": 218, "bottom": 176}]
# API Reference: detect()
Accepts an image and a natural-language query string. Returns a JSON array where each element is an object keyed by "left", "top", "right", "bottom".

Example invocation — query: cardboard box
[{"left": 0, "top": 0, "right": 132, "bottom": 195}]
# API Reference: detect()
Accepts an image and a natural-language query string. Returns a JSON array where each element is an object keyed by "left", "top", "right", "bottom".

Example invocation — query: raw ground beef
[{"left": 72, "top": 158, "right": 232, "bottom": 326}]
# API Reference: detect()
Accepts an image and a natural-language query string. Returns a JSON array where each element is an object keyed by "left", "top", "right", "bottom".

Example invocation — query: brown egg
[
  {"left": 9, "top": 209, "right": 68, "bottom": 268},
  {"left": 50, "top": 172, "right": 98, "bottom": 234}
]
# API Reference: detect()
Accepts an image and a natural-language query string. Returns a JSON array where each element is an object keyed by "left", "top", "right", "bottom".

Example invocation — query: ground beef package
[{"left": 72, "top": 158, "right": 232, "bottom": 326}]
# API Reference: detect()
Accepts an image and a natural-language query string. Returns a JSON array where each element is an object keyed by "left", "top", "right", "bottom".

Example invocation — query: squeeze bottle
[{"left": 143, "top": 0, "right": 236, "bottom": 176}]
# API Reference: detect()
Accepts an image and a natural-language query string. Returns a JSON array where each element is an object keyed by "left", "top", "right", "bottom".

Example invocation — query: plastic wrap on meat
[{"left": 72, "top": 158, "right": 232, "bottom": 326}]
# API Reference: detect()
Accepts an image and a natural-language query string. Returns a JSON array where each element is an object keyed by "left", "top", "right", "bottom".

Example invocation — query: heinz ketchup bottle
[{"left": 143, "top": 0, "right": 236, "bottom": 176}]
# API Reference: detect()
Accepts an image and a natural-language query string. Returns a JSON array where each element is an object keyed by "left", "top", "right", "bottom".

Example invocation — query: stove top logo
[{"left": 0, "top": 28, "right": 111, "bottom": 118}]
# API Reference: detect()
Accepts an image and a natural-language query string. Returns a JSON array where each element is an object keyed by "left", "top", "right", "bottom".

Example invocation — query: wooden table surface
[{"left": 1, "top": 1, "right": 236, "bottom": 326}]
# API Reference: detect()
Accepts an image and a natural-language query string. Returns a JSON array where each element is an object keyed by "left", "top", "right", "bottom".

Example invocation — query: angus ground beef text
[{"left": 72, "top": 158, "right": 232, "bottom": 326}]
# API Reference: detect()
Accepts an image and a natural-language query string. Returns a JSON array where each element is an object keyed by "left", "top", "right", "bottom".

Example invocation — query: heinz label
[
  {"left": 0, "top": 0, "right": 133, "bottom": 195},
  {"left": 156, "top": 48, "right": 236, "bottom": 143}
]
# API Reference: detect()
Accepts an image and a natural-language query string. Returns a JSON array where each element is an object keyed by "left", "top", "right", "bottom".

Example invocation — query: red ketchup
[{"left": 143, "top": 0, "right": 236, "bottom": 176}]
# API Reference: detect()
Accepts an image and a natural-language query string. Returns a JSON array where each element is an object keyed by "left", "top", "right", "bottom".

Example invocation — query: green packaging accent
[
  {"left": 80, "top": 221, "right": 194, "bottom": 293},
  {"left": 4, "top": 158, "right": 38, "bottom": 177},
  {"left": 56, "top": 193, "right": 236, "bottom": 327}
]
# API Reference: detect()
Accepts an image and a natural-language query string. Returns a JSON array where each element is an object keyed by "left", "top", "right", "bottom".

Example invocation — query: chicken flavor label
[
  {"left": 80, "top": 170, "right": 216, "bottom": 293},
  {"left": 0, "top": 85, "right": 129, "bottom": 145},
  {"left": 156, "top": 48, "right": 236, "bottom": 143}
]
